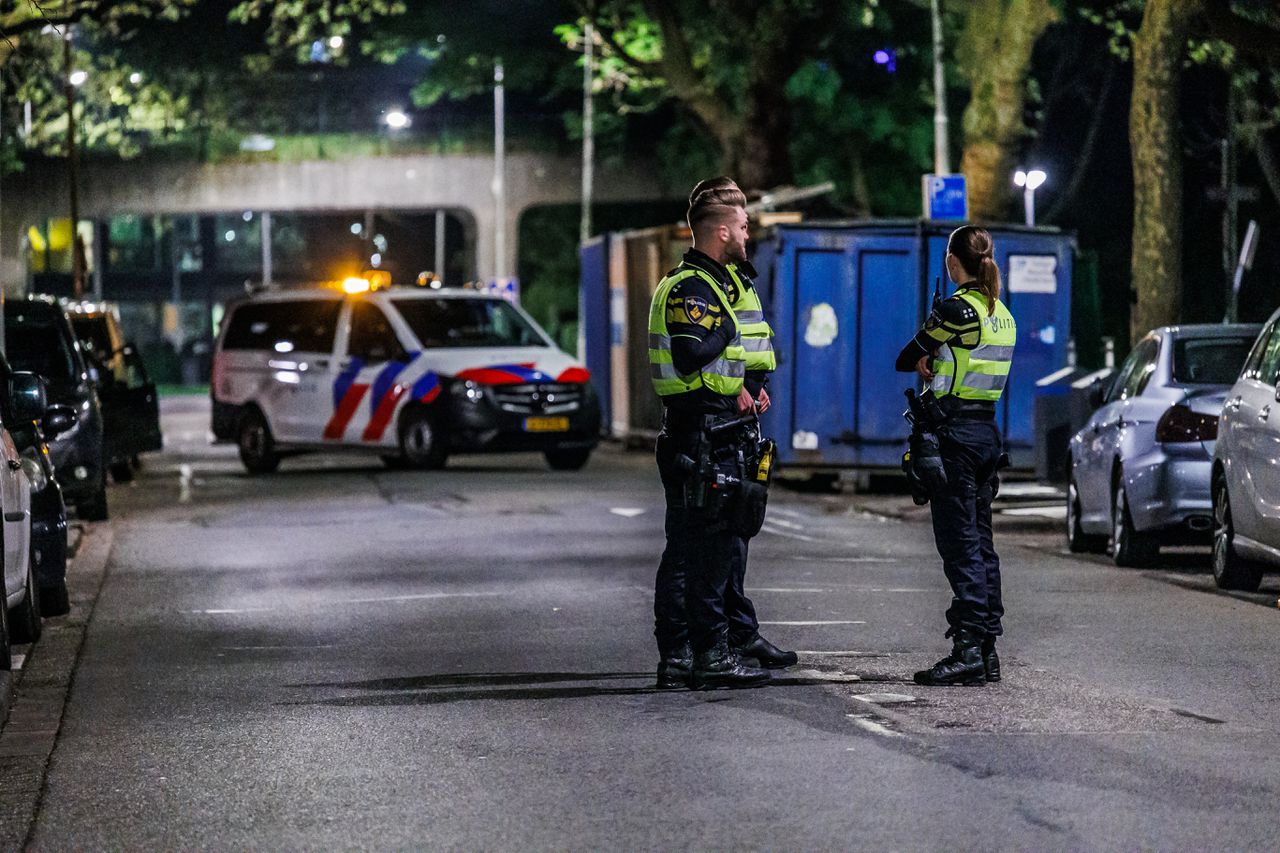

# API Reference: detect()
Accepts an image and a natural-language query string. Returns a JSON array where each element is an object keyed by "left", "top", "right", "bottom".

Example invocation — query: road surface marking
[
  {"left": 746, "top": 587, "right": 831, "bottom": 593},
  {"left": 794, "top": 556, "right": 894, "bottom": 563},
  {"left": 610, "top": 508, "right": 646, "bottom": 518},
  {"left": 1000, "top": 505, "right": 1067, "bottom": 518},
  {"left": 797, "top": 650, "right": 884, "bottom": 656},
  {"left": 770, "top": 507, "right": 805, "bottom": 519},
  {"left": 792, "top": 669, "right": 860, "bottom": 682},
  {"left": 846, "top": 714, "right": 902, "bottom": 738},
  {"left": 195, "top": 607, "right": 276, "bottom": 614},
  {"left": 760, "top": 524, "right": 817, "bottom": 542},
  {"left": 10, "top": 654, "right": 24, "bottom": 670},
  {"left": 344, "top": 592, "right": 504, "bottom": 604},
  {"left": 995, "top": 483, "right": 1062, "bottom": 498},
  {"left": 854, "top": 693, "right": 917, "bottom": 705},
  {"left": 178, "top": 464, "right": 194, "bottom": 504},
  {"left": 760, "top": 620, "right": 865, "bottom": 626},
  {"left": 768, "top": 518, "right": 806, "bottom": 531}
]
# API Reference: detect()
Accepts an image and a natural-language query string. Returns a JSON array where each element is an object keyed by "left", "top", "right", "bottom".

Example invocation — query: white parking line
[
  {"left": 759, "top": 620, "right": 866, "bottom": 626},
  {"left": 1001, "top": 505, "right": 1068, "bottom": 519},
  {"left": 344, "top": 592, "right": 504, "bottom": 604},
  {"left": 793, "top": 556, "right": 894, "bottom": 563},
  {"left": 846, "top": 714, "right": 902, "bottom": 738},
  {"left": 746, "top": 588, "right": 831, "bottom": 593},
  {"left": 178, "top": 464, "right": 194, "bottom": 504},
  {"left": 760, "top": 525, "right": 817, "bottom": 542},
  {"left": 609, "top": 508, "right": 647, "bottom": 518},
  {"left": 768, "top": 518, "right": 806, "bottom": 531}
]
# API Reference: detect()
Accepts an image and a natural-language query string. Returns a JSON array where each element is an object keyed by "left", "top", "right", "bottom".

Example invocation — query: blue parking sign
[{"left": 922, "top": 174, "right": 968, "bottom": 221}]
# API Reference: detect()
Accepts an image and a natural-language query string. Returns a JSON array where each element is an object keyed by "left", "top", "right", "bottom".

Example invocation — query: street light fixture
[
  {"left": 328, "top": 35, "right": 344, "bottom": 50},
  {"left": 1013, "top": 168, "right": 1047, "bottom": 226},
  {"left": 69, "top": 69, "right": 87, "bottom": 87},
  {"left": 384, "top": 110, "right": 410, "bottom": 130}
]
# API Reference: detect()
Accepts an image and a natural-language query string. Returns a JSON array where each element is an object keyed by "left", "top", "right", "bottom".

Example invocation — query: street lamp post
[
  {"left": 930, "top": 0, "right": 950, "bottom": 175},
  {"left": 1013, "top": 168, "right": 1047, "bottom": 226},
  {"left": 493, "top": 61, "right": 506, "bottom": 283},
  {"left": 63, "top": 26, "right": 84, "bottom": 297}
]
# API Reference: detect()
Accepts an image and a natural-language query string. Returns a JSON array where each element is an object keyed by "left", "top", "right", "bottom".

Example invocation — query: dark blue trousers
[
  {"left": 929, "top": 418, "right": 1004, "bottom": 638},
  {"left": 654, "top": 430, "right": 738, "bottom": 655}
]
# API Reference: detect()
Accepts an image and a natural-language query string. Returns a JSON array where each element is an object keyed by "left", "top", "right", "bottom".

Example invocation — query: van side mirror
[
  {"left": 42, "top": 404, "right": 76, "bottom": 438},
  {"left": 9, "top": 372, "right": 47, "bottom": 423}
]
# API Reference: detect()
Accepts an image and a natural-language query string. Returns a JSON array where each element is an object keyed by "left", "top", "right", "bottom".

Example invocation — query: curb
[{"left": 0, "top": 523, "right": 113, "bottom": 849}]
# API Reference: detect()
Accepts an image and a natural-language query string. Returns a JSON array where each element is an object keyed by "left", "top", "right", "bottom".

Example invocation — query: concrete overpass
[{"left": 0, "top": 151, "right": 680, "bottom": 285}]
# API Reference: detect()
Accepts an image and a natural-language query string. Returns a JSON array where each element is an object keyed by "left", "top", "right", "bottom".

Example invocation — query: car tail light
[{"left": 1155, "top": 404, "right": 1218, "bottom": 442}]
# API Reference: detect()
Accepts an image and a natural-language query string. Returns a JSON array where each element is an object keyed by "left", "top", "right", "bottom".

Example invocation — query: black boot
[
  {"left": 733, "top": 633, "right": 799, "bottom": 669},
  {"left": 982, "top": 637, "right": 1000, "bottom": 683},
  {"left": 656, "top": 643, "right": 693, "bottom": 689},
  {"left": 913, "top": 628, "right": 986, "bottom": 686},
  {"left": 691, "top": 641, "right": 770, "bottom": 690}
]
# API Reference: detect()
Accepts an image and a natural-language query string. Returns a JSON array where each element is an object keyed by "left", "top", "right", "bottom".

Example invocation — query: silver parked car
[
  {"left": 1212, "top": 310, "right": 1280, "bottom": 590},
  {"left": 1068, "top": 324, "right": 1260, "bottom": 566}
]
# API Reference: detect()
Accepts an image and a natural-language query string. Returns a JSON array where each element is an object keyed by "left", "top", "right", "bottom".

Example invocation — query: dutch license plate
[{"left": 523, "top": 416, "right": 570, "bottom": 433}]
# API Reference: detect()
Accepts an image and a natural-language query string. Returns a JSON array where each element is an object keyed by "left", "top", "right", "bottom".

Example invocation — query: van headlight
[
  {"left": 450, "top": 379, "right": 484, "bottom": 403},
  {"left": 20, "top": 451, "right": 48, "bottom": 493}
]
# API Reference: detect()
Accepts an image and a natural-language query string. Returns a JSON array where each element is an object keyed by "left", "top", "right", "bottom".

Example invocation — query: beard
[{"left": 725, "top": 239, "right": 748, "bottom": 264}]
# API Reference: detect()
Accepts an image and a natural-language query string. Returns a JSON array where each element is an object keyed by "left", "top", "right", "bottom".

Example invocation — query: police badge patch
[{"left": 685, "top": 296, "right": 708, "bottom": 323}]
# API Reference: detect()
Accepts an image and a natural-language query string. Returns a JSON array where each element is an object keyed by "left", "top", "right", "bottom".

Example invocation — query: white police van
[{"left": 211, "top": 280, "right": 601, "bottom": 474}]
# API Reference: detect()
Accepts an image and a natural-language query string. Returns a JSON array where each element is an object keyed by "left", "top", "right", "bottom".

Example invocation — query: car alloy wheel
[
  {"left": 1212, "top": 478, "right": 1262, "bottom": 592},
  {"left": 238, "top": 410, "right": 280, "bottom": 475},
  {"left": 1066, "top": 478, "right": 1103, "bottom": 554},
  {"left": 398, "top": 409, "right": 448, "bottom": 470},
  {"left": 1111, "top": 481, "right": 1156, "bottom": 567}
]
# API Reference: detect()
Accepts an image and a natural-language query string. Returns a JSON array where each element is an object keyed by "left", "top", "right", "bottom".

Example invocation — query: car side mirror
[
  {"left": 41, "top": 404, "right": 76, "bottom": 438},
  {"left": 10, "top": 372, "right": 47, "bottom": 423}
]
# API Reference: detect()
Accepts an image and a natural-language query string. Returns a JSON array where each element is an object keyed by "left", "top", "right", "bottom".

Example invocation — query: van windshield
[{"left": 392, "top": 298, "right": 547, "bottom": 349}]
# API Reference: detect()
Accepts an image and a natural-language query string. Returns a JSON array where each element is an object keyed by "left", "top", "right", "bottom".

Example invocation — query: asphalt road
[{"left": 27, "top": 397, "right": 1280, "bottom": 849}]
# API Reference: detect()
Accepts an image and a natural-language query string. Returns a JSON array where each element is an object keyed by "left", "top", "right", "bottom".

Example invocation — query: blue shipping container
[
  {"left": 579, "top": 235, "right": 612, "bottom": 430},
  {"left": 754, "top": 221, "right": 1075, "bottom": 470}
]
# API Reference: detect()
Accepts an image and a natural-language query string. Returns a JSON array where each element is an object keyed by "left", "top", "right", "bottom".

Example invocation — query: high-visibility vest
[
  {"left": 648, "top": 267, "right": 747, "bottom": 398},
  {"left": 727, "top": 264, "right": 776, "bottom": 373},
  {"left": 930, "top": 290, "right": 1017, "bottom": 402}
]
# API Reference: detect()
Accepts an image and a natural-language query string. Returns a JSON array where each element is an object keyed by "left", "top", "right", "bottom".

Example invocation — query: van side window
[
  {"left": 348, "top": 302, "right": 408, "bottom": 363},
  {"left": 222, "top": 301, "right": 341, "bottom": 353}
]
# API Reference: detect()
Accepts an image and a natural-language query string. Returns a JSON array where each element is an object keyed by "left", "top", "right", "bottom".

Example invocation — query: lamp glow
[
  {"left": 385, "top": 110, "right": 410, "bottom": 129},
  {"left": 342, "top": 277, "right": 371, "bottom": 294},
  {"left": 69, "top": 70, "right": 88, "bottom": 86}
]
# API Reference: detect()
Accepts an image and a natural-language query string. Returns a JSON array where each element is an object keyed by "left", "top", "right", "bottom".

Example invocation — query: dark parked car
[
  {"left": 4, "top": 296, "right": 108, "bottom": 520},
  {"left": 66, "top": 301, "right": 163, "bottom": 483}
]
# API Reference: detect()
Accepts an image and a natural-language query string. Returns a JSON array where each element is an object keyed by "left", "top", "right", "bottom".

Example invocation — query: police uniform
[
  {"left": 720, "top": 262, "right": 793, "bottom": 667},
  {"left": 649, "top": 249, "right": 767, "bottom": 689},
  {"left": 896, "top": 286, "right": 1016, "bottom": 683}
]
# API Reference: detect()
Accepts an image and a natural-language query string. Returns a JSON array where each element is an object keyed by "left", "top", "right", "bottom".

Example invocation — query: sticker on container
[
  {"left": 1008, "top": 255, "right": 1057, "bottom": 294},
  {"left": 804, "top": 303, "right": 839, "bottom": 347},
  {"left": 792, "top": 430, "right": 819, "bottom": 451}
]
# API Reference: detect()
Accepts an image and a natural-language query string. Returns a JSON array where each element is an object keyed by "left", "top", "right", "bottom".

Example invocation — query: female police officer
[{"left": 894, "top": 225, "right": 1016, "bottom": 686}]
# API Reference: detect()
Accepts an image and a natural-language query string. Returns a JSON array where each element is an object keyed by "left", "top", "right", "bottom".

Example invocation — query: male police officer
[{"left": 649, "top": 180, "right": 770, "bottom": 690}]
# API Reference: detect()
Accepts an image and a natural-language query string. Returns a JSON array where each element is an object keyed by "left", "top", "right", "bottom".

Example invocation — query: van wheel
[
  {"left": 9, "top": 560, "right": 41, "bottom": 645},
  {"left": 109, "top": 460, "right": 134, "bottom": 483},
  {"left": 1066, "top": 477, "right": 1105, "bottom": 554},
  {"left": 398, "top": 408, "right": 448, "bottom": 470},
  {"left": 1110, "top": 481, "right": 1157, "bottom": 567},
  {"left": 545, "top": 448, "right": 591, "bottom": 471},
  {"left": 238, "top": 409, "right": 281, "bottom": 475},
  {"left": 1212, "top": 477, "right": 1262, "bottom": 591}
]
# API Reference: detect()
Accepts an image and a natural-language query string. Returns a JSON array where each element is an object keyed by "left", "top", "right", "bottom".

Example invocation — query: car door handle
[
  {"left": 1227, "top": 395, "right": 1242, "bottom": 412},
  {"left": 1260, "top": 405, "right": 1271, "bottom": 422},
  {"left": 6, "top": 460, "right": 19, "bottom": 471},
  {"left": 311, "top": 358, "right": 330, "bottom": 369}
]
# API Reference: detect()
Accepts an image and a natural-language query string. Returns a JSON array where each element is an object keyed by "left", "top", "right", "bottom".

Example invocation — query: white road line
[
  {"left": 224, "top": 645, "right": 339, "bottom": 650},
  {"left": 178, "top": 464, "right": 194, "bottom": 504},
  {"left": 760, "top": 524, "right": 817, "bottom": 542},
  {"left": 759, "top": 620, "right": 866, "bottom": 626},
  {"left": 746, "top": 588, "right": 831, "bottom": 593},
  {"left": 1001, "top": 505, "right": 1068, "bottom": 519},
  {"left": 767, "top": 518, "right": 806, "bottom": 531},
  {"left": 770, "top": 507, "right": 805, "bottom": 519},
  {"left": 853, "top": 692, "right": 917, "bottom": 705},
  {"left": 846, "top": 714, "right": 902, "bottom": 738},
  {"left": 794, "top": 556, "right": 894, "bottom": 563},
  {"left": 609, "top": 508, "right": 647, "bottom": 518},
  {"left": 195, "top": 607, "right": 276, "bottom": 614},
  {"left": 344, "top": 592, "right": 505, "bottom": 604},
  {"left": 796, "top": 650, "right": 880, "bottom": 656},
  {"left": 10, "top": 654, "right": 24, "bottom": 670},
  {"left": 792, "top": 669, "right": 860, "bottom": 682}
]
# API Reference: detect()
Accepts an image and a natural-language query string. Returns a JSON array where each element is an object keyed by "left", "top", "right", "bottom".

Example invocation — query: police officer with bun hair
[
  {"left": 647, "top": 178, "right": 777, "bottom": 690},
  {"left": 895, "top": 225, "right": 1016, "bottom": 686}
]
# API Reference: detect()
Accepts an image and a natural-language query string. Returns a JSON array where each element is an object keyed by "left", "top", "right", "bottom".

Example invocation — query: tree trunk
[
  {"left": 729, "top": 76, "right": 795, "bottom": 191},
  {"left": 957, "top": 0, "right": 1059, "bottom": 220},
  {"left": 1129, "top": 0, "right": 1203, "bottom": 344}
]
